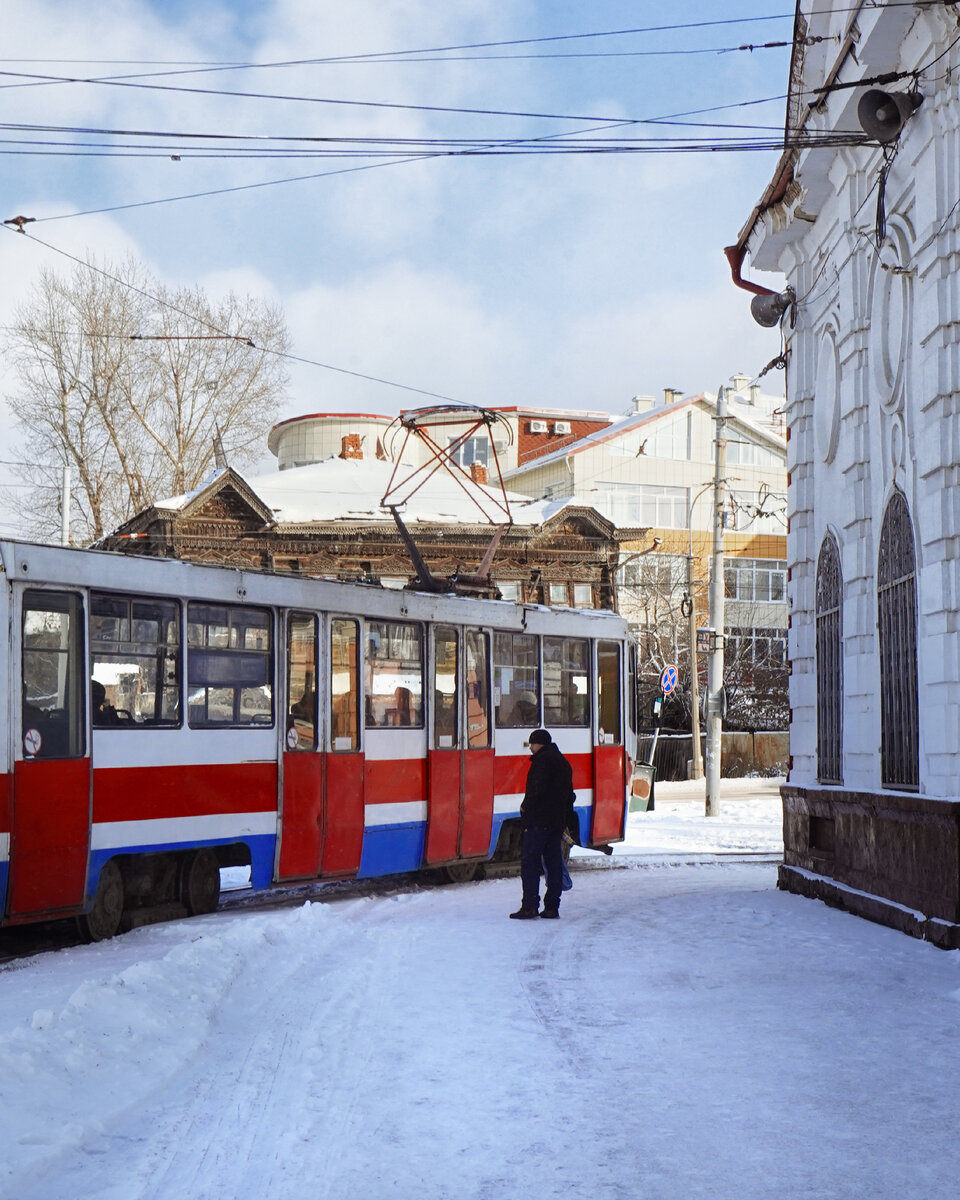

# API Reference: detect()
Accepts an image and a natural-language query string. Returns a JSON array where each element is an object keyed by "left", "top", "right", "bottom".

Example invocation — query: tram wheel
[
  {"left": 77, "top": 859, "right": 125, "bottom": 942},
  {"left": 443, "top": 860, "right": 481, "bottom": 884},
  {"left": 180, "top": 848, "right": 221, "bottom": 915}
]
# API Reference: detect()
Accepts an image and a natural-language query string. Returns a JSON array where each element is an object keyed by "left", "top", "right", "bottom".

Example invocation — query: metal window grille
[
  {"left": 877, "top": 492, "right": 919, "bottom": 790},
  {"left": 815, "top": 535, "right": 842, "bottom": 784}
]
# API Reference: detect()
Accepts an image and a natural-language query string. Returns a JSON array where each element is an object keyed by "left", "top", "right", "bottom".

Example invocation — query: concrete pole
[
  {"left": 705, "top": 387, "right": 728, "bottom": 817},
  {"left": 60, "top": 464, "right": 71, "bottom": 547}
]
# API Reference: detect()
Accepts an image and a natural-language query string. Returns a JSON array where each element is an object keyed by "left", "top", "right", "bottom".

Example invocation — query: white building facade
[
  {"left": 737, "top": 0, "right": 960, "bottom": 945},
  {"left": 504, "top": 380, "right": 789, "bottom": 731}
]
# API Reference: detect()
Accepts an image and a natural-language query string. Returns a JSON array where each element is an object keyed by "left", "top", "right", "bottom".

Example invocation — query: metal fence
[
  {"left": 637, "top": 730, "right": 789, "bottom": 780},
  {"left": 637, "top": 733, "right": 698, "bottom": 782}
]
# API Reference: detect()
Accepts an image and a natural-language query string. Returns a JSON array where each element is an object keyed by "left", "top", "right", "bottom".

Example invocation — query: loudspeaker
[
  {"left": 857, "top": 89, "right": 923, "bottom": 144},
  {"left": 750, "top": 289, "right": 794, "bottom": 328}
]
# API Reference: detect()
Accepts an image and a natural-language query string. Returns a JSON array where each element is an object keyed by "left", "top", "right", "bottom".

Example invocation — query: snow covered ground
[{"left": 3, "top": 779, "right": 960, "bottom": 1200}]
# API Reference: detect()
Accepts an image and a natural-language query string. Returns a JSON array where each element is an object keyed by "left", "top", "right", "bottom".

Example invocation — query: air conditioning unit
[
  {"left": 529, "top": 420, "right": 548, "bottom": 433},
  {"left": 553, "top": 421, "right": 571, "bottom": 434}
]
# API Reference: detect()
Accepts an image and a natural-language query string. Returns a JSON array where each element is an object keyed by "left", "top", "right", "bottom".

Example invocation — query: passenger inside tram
[
  {"left": 92, "top": 679, "right": 121, "bottom": 726},
  {"left": 389, "top": 686, "right": 413, "bottom": 726},
  {"left": 512, "top": 690, "right": 539, "bottom": 725},
  {"left": 290, "top": 688, "right": 316, "bottom": 721}
]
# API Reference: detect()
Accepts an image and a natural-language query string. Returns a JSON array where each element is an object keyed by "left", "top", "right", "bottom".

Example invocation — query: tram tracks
[{"left": 0, "top": 852, "right": 781, "bottom": 966}]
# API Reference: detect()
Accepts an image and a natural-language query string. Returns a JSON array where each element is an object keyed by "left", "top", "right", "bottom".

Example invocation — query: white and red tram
[{"left": 0, "top": 539, "right": 639, "bottom": 939}]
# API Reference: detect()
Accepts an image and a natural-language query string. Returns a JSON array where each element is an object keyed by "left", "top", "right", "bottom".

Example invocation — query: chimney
[
  {"left": 731, "top": 372, "right": 751, "bottom": 393},
  {"left": 469, "top": 461, "right": 488, "bottom": 485},
  {"left": 748, "top": 383, "right": 761, "bottom": 406},
  {"left": 663, "top": 387, "right": 683, "bottom": 406},
  {"left": 632, "top": 394, "right": 656, "bottom": 414},
  {"left": 340, "top": 434, "right": 363, "bottom": 460}
]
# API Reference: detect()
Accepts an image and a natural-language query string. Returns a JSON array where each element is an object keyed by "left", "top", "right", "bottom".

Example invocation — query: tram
[{"left": 0, "top": 539, "right": 639, "bottom": 939}]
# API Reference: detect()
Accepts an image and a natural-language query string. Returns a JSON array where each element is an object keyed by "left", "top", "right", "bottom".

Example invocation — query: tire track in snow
[{"left": 11, "top": 903, "right": 406, "bottom": 1200}]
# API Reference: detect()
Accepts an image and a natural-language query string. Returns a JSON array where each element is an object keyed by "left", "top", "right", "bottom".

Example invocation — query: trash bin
[{"left": 629, "top": 762, "right": 656, "bottom": 812}]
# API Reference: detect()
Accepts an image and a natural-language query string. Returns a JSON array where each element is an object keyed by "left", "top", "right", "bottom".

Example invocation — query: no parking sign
[{"left": 659, "top": 664, "right": 678, "bottom": 695}]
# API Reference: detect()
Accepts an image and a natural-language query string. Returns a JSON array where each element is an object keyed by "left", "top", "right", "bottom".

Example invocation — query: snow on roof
[
  {"left": 156, "top": 457, "right": 557, "bottom": 528},
  {"left": 156, "top": 467, "right": 231, "bottom": 513}
]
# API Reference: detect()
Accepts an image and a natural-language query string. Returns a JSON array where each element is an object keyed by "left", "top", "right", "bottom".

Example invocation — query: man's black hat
[{"left": 528, "top": 728, "right": 552, "bottom": 745}]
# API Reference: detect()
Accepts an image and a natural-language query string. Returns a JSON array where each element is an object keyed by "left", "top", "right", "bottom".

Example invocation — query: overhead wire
[
  {"left": 0, "top": 4, "right": 936, "bottom": 81},
  {"left": 0, "top": 132, "right": 866, "bottom": 158},
  {"left": 5, "top": 83, "right": 804, "bottom": 227},
  {"left": 0, "top": 67, "right": 795, "bottom": 126},
  {"left": 0, "top": 15, "right": 801, "bottom": 88}
]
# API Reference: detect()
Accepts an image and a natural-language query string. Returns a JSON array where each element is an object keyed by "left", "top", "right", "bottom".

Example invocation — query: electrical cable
[
  {"left": 0, "top": 15, "right": 801, "bottom": 88},
  {"left": 0, "top": 133, "right": 867, "bottom": 159},
  {"left": 0, "top": 4, "right": 936, "bottom": 81}
]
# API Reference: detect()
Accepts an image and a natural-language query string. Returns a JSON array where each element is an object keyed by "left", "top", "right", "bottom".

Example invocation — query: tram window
[
  {"left": 331, "top": 618, "right": 359, "bottom": 750},
  {"left": 286, "top": 613, "right": 317, "bottom": 751},
  {"left": 493, "top": 632, "right": 540, "bottom": 728},
  {"left": 597, "top": 640, "right": 623, "bottom": 745},
  {"left": 187, "top": 604, "right": 273, "bottom": 727},
  {"left": 365, "top": 621, "right": 423, "bottom": 728},
  {"left": 22, "top": 591, "right": 85, "bottom": 759},
  {"left": 90, "top": 593, "right": 180, "bottom": 726},
  {"left": 434, "top": 627, "right": 458, "bottom": 747},
  {"left": 543, "top": 636, "right": 590, "bottom": 727},
  {"left": 466, "top": 630, "right": 492, "bottom": 748}
]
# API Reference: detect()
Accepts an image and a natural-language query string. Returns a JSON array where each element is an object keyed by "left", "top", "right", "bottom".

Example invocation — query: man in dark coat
[{"left": 509, "top": 728, "right": 575, "bottom": 920}]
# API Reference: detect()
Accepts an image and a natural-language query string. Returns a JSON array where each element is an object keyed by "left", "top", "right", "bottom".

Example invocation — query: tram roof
[{"left": 0, "top": 537, "right": 630, "bottom": 636}]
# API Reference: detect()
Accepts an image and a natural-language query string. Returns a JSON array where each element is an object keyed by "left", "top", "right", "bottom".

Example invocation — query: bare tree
[
  {"left": 3, "top": 255, "right": 289, "bottom": 543},
  {"left": 618, "top": 552, "right": 789, "bottom": 733}
]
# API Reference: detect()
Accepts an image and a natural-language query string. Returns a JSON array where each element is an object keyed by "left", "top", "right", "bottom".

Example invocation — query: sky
[
  {"left": 4, "top": 781, "right": 960, "bottom": 1199},
  {"left": 0, "top": 1, "right": 794, "bottom": 537}
]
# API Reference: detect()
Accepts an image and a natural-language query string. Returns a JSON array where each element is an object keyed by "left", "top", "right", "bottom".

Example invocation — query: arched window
[
  {"left": 877, "top": 492, "right": 919, "bottom": 790},
  {"left": 815, "top": 535, "right": 842, "bottom": 783}
]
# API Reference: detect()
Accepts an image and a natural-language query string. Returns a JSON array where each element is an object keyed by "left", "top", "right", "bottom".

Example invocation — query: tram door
[
  {"left": 10, "top": 590, "right": 91, "bottom": 917},
  {"left": 591, "top": 640, "right": 627, "bottom": 844},
  {"left": 321, "top": 617, "right": 364, "bottom": 875},
  {"left": 278, "top": 613, "right": 323, "bottom": 880},
  {"left": 425, "top": 628, "right": 495, "bottom": 863}
]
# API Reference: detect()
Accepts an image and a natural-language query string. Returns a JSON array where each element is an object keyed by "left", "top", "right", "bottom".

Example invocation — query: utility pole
[{"left": 705, "top": 386, "right": 728, "bottom": 817}]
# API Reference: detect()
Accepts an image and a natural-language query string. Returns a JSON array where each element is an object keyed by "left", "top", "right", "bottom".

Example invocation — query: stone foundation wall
[{"left": 780, "top": 784, "right": 960, "bottom": 940}]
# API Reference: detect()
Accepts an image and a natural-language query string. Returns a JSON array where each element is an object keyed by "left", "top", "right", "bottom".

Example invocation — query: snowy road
[{"left": 4, "top": 850, "right": 960, "bottom": 1200}]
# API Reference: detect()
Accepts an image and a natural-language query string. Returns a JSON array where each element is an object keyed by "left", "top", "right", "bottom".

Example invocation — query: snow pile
[
  {"left": 0, "top": 903, "right": 334, "bottom": 1192},
  {"left": 576, "top": 777, "right": 784, "bottom": 859}
]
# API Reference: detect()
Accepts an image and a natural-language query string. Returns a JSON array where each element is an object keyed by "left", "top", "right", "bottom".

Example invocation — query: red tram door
[
  {"left": 426, "top": 628, "right": 494, "bottom": 864},
  {"left": 278, "top": 613, "right": 324, "bottom": 880},
  {"left": 9, "top": 590, "right": 91, "bottom": 918},
  {"left": 278, "top": 615, "right": 365, "bottom": 880},
  {"left": 591, "top": 640, "right": 628, "bottom": 844},
  {"left": 321, "top": 617, "right": 364, "bottom": 876}
]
